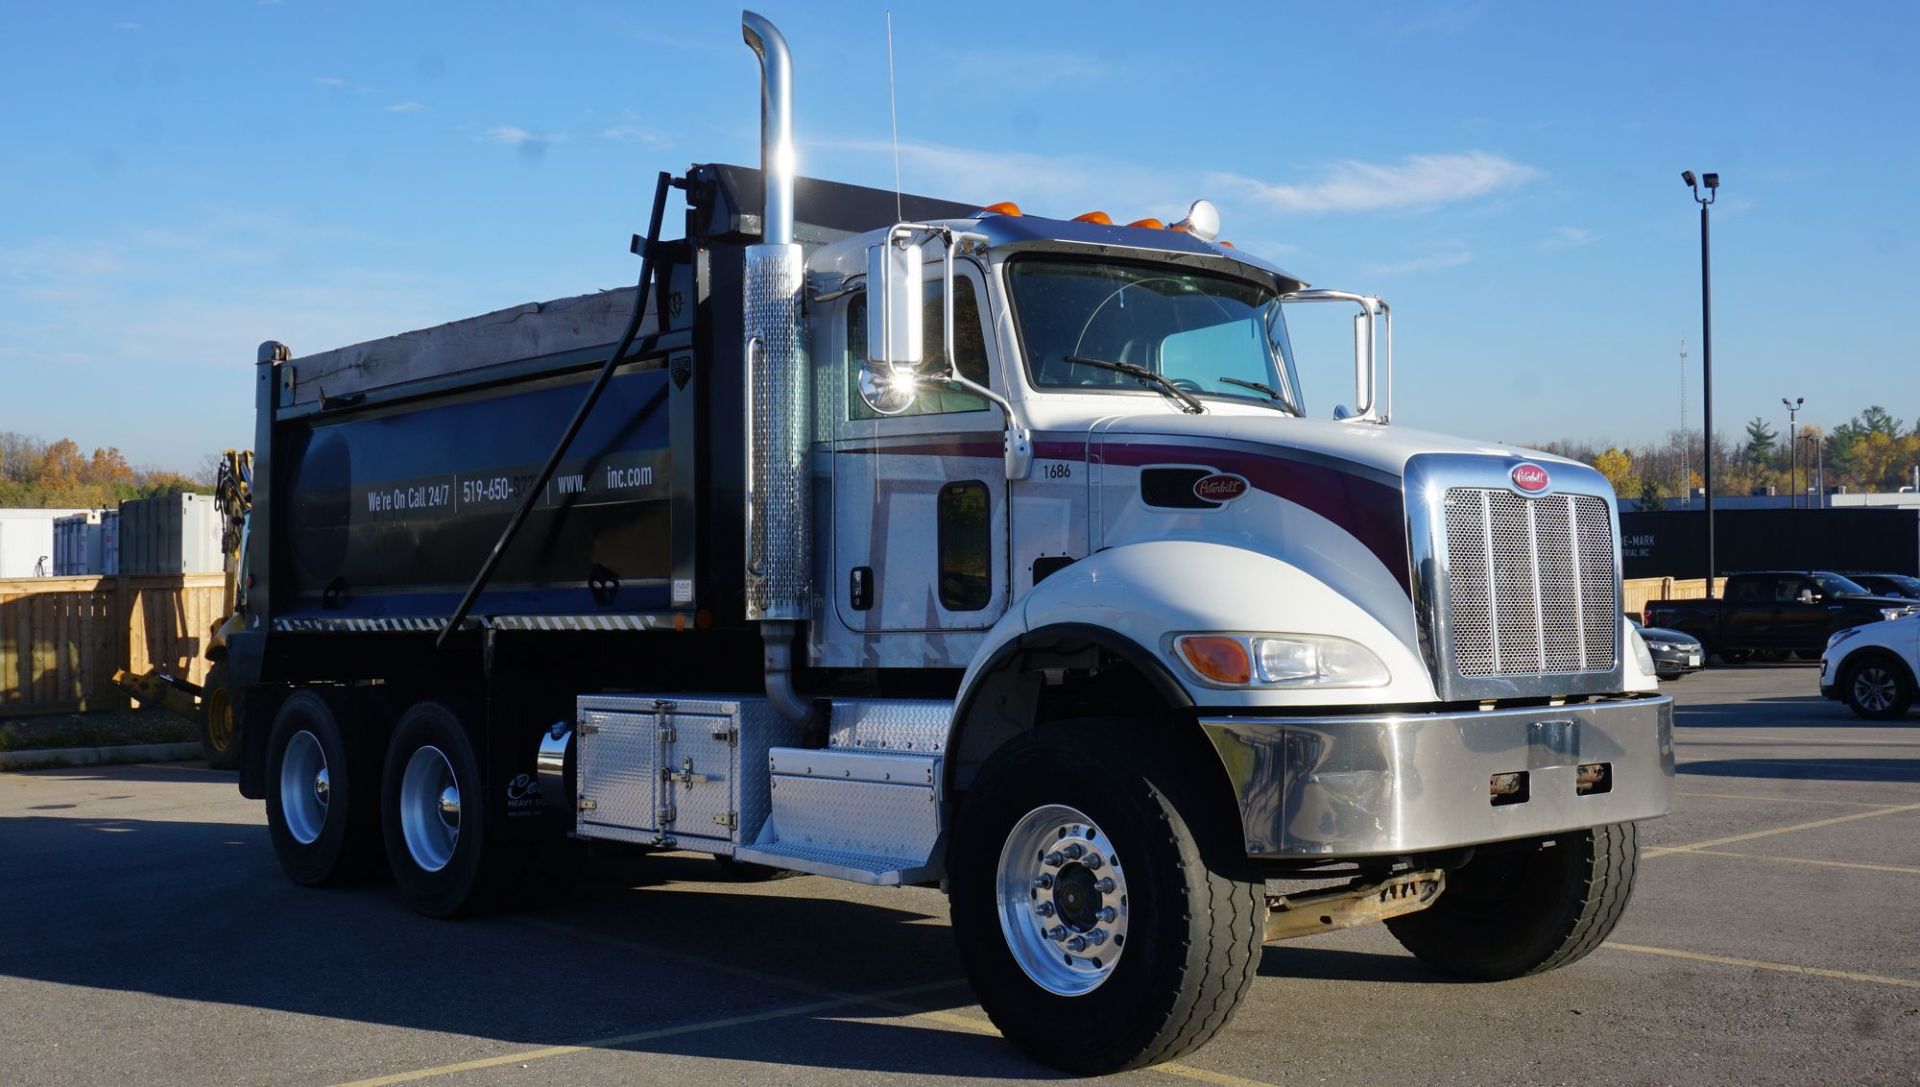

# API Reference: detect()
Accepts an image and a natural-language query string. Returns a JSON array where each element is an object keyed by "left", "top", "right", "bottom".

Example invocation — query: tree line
[
  {"left": 0, "top": 431, "right": 213, "bottom": 509},
  {"left": 1539, "top": 405, "right": 1920, "bottom": 509}
]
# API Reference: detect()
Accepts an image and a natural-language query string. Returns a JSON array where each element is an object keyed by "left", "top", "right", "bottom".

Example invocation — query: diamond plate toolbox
[{"left": 575, "top": 695, "right": 810, "bottom": 850}]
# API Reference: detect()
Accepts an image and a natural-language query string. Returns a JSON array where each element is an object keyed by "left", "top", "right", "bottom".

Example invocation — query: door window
[
  {"left": 847, "top": 275, "right": 992, "bottom": 421},
  {"left": 938, "top": 480, "right": 992, "bottom": 611}
]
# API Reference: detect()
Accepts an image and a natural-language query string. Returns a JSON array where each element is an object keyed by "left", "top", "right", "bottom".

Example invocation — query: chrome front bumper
[{"left": 1200, "top": 696, "right": 1673, "bottom": 859}]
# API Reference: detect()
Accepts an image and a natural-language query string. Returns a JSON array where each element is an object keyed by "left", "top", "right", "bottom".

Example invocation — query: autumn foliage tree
[{"left": 0, "top": 431, "right": 213, "bottom": 509}]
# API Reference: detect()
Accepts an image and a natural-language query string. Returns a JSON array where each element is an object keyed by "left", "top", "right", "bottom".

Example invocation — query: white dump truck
[{"left": 225, "top": 12, "right": 1673, "bottom": 1073}]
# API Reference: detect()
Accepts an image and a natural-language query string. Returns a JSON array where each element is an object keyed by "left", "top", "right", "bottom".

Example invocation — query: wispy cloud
[
  {"left": 819, "top": 137, "right": 1186, "bottom": 222},
  {"left": 600, "top": 124, "right": 664, "bottom": 145},
  {"left": 483, "top": 125, "right": 558, "bottom": 146},
  {"left": 1542, "top": 226, "right": 1596, "bottom": 249},
  {"left": 1380, "top": 1, "right": 1486, "bottom": 39},
  {"left": 1214, "top": 152, "right": 1542, "bottom": 214},
  {"left": 387, "top": 101, "right": 429, "bottom": 114},
  {"left": 1363, "top": 245, "right": 1474, "bottom": 276},
  {"left": 954, "top": 49, "right": 1109, "bottom": 88}
]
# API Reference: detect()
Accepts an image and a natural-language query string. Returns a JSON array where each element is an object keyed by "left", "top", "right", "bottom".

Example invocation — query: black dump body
[{"left": 247, "top": 165, "right": 973, "bottom": 647}]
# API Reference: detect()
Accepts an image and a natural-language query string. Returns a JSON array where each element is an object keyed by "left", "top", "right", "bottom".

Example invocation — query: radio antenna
[{"left": 886, "top": 11, "right": 902, "bottom": 221}]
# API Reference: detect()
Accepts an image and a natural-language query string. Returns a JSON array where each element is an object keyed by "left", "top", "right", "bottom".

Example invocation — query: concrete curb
[{"left": 0, "top": 742, "right": 204, "bottom": 772}]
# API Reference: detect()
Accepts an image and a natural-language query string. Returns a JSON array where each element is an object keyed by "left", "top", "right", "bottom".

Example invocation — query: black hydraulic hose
[{"left": 436, "top": 170, "right": 674, "bottom": 648}]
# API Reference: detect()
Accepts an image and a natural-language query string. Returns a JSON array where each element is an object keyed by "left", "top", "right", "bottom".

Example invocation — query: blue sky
[{"left": 3, "top": 1, "right": 1915, "bottom": 471}]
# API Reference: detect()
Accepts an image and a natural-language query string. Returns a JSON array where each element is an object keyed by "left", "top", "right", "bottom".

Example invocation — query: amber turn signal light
[{"left": 1176, "top": 636, "right": 1251, "bottom": 685}]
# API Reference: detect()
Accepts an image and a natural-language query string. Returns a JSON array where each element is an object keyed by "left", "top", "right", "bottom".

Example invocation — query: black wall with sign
[{"left": 1619, "top": 509, "right": 1920, "bottom": 580}]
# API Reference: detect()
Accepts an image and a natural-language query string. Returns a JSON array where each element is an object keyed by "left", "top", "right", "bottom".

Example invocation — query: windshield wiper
[
  {"left": 1220, "top": 377, "right": 1281, "bottom": 400},
  {"left": 1063, "top": 355, "right": 1204, "bottom": 414}
]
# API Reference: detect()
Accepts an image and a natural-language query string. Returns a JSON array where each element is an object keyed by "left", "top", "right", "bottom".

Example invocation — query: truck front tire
[
  {"left": 948, "top": 722, "right": 1265, "bottom": 1075},
  {"left": 1385, "top": 822, "right": 1639, "bottom": 980},
  {"left": 265, "top": 689, "right": 381, "bottom": 886}
]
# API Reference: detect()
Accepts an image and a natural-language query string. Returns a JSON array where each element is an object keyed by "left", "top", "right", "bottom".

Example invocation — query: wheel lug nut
[
  {"left": 1086, "top": 929, "right": 1108, "bottom": 946},
  {"left": 1035, "top": 902, "right": 1056, "bottom": 917},
  {"left": 1032, "top": 874, "right": 1053, "bottom": 890},
  {"left": 1094, "top": 878, "right": 1115, "bottom": 894},
  {"left": 1046, "top": 926, "right": 1068, "bottom": 942},
  {"left": 1066, "top": 935, "right": 1088, "bottom": 952},
  {"left": 1063, "top": 843, "right": 1085, "bottom": 860},
  {"left": 1044, "top": 851, "right": 1065, "bottom": 867},
  {"left": 1097, "top": 906, "right": 1117, "bottom": 923},
  {"left": 1083, "top": 852, "right": 1103, "bottom": 870}
]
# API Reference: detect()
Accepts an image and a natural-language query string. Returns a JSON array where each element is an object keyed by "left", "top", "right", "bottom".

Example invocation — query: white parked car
[{"left": 1821, "top": 614, "right": 1920, "bottom": 719}]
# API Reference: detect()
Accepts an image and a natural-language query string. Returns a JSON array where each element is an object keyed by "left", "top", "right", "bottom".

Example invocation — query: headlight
[
  {"left": 1646, "top": 641, "right": 1676, "bottom": 652},
  {"left": 1880, "top": 608, "right": 1911, "bottom": 622},
  {"left": 1629, "top": 627, "right": 1656, "bottom": 675},
  {"left": 1173, "top": 633, "right": 1390, "bottom": 689}
]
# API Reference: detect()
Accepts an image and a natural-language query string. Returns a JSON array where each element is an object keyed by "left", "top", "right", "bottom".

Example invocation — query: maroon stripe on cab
[
  {"left": 1101, "top": 442, "right": 1410, "bottom": 594},
  {"left": 859, "top": 438, "right": 1004, "bottom": 459}
]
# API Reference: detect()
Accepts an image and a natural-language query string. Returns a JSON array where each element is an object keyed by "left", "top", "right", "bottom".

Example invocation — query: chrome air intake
[
  {"left": 1406, "top": 453, "right": 1626, "bottom": 701},
  {"left": 741, "top": 10, "right": 807, "bottom": 624}
]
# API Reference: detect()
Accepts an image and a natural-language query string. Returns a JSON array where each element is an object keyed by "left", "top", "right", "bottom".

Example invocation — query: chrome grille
[{"left": 1442, "top": 489, "right": 1617, "bottom": 677}]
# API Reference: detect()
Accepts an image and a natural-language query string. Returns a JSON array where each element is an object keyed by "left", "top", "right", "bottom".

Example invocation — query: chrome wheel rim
[
  {"left": 279, "top": 730, "right": 329, "bottom": 845},
  {"left": 996, "top": 804, "right": 1130, "bottom": 997},
  {"left": 400, "top": 745, "right": 461, "bottom": 873},
  {"left": 1854, "top": 668, "right": 1897, "bottom": 712}
]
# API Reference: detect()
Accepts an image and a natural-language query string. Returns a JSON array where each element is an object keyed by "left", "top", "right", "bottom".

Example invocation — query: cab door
[{"left": 831, "top": 261, "right": 1010, "bottom": 638}]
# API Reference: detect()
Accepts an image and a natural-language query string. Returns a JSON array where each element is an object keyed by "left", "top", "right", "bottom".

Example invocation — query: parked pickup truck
[{"left": 1645, "top": 571, "right": 1918, "bottom": 662}]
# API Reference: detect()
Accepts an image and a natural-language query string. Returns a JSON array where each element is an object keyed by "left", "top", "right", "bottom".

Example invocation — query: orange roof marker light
[
  {"left": 1072, "top": 210, "right": 1112, "bottom": 225},
  {"left": 1126, "top": 217, "right": 1165, "bottom": 230},
  {"left": 979, "top": 201, "right": 1023, "bottom": 217}
]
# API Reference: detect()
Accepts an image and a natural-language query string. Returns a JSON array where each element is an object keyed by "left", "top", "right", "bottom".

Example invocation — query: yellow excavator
[{"left": 114, "top": 449, "right": 252, "bottom": 769}]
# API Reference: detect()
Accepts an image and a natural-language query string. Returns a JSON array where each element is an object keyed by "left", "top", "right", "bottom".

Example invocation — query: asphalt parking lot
[{"left": 4, "top": 665, "right": 1918, "bottom": 1087}]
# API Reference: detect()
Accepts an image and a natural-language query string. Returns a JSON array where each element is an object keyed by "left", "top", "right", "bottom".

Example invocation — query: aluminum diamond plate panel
[
  {"left": 767, "top": 775, "right": 940, "bottom": 863},
  {"left": 575, "top": 707, "right": 661, "bottom": 837},
  {"left": 827, "top": 699, "right": 952, "bottom": 752},
  {"left": 769, "top": 746, "right": 939, "bottom": 786}
]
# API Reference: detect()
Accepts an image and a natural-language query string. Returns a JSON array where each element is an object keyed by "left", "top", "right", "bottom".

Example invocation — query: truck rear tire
[
  {"left": 948, "top": 722, "right": 1265, "bottom": 1075},
  {"left": 382, "top": 700, "right": 503, "bottom": 918},
  {"left": 265, "top": 689, "right": 382, "bottom": 886},
  {"left": 200, "top": 661, "right": 241, "bottom": 771},
  {"left": 1841, "top": 655, "right": 1914, "bottom": 720},
  {"left": 1386, "top": 822, "right": 1639, "bottom": 980}
]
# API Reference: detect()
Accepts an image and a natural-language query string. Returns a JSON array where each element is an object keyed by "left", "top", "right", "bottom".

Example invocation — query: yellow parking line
[
  {"left": 1645, "top": 802, "right": 1920, "bottom": 855},
  {"left": 904, "top": 1008, "right": 1278, "bottom": 1087},
  {"left": 1666, "top": 847, "right": 1920, "bottom": 876},
  {"left": 1606, "top": 942, "right": 1920, "bottom": 991},
  {"left": 329, "top": 979, "right": 962, "bottom": 1087}
]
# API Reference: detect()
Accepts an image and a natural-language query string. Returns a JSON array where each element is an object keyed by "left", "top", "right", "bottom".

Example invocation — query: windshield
[
  {"left": 1814, "top": 573, "right": 1872, "bottom": 596},
  {"left": 1006, "top": 258, "right": 1302, "bottom": 414}
]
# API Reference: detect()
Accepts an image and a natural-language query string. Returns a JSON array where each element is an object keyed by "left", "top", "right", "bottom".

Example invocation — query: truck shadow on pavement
[{"left": 0, "top": 811, "right": 1448, "bottom": 1079}]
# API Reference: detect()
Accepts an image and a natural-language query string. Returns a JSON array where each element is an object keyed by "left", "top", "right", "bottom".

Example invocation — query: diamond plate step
[{"left": 731, "top": 842, "right": 937, "bottom": 886}]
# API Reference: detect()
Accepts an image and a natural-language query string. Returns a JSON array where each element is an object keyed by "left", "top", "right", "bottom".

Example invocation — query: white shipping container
[{"left": 0, "top": 509, "right": 91, "bottom": 578}]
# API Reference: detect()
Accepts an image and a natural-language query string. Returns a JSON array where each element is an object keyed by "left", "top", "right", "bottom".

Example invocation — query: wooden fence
[
  {"left": 1623, "top": 577, "right": 1728, "bottom": 618},
  {"left": 0, "top": 574, "right": 226, "bottom": 716}
]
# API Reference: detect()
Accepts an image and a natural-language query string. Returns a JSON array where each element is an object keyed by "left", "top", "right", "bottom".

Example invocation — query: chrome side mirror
[{"left": 862, "top": 231, "right": 925, "bottom": 415}]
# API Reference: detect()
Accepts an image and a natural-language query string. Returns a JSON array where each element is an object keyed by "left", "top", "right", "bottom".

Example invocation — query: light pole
[
  {"left": 1684, "top": 170, "right": 1720, "bottom": 592},
  {"left": 1801, "top": 433, "right": 1823, "bottom": 509},
  {"left": 1782, "top": 396, "right": 1802, "bottom": 509}
]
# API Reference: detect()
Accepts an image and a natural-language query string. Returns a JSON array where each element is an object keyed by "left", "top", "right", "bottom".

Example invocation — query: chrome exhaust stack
[{"left": 741, "top": 10, "right": 811, "bottom": 721}]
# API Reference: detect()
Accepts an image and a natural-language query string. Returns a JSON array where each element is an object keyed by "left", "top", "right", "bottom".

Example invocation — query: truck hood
[{"left": 1087, "top": 413, "right": 1580, "bottom": 481}]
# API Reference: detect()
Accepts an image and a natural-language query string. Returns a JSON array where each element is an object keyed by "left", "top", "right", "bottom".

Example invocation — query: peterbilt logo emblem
[
  {"left": 1193, "top": 473, "right": 1250, "bottom": 503},
  {"left": 1511, "top": 463, "right": 1550, "bottom": 493}
]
